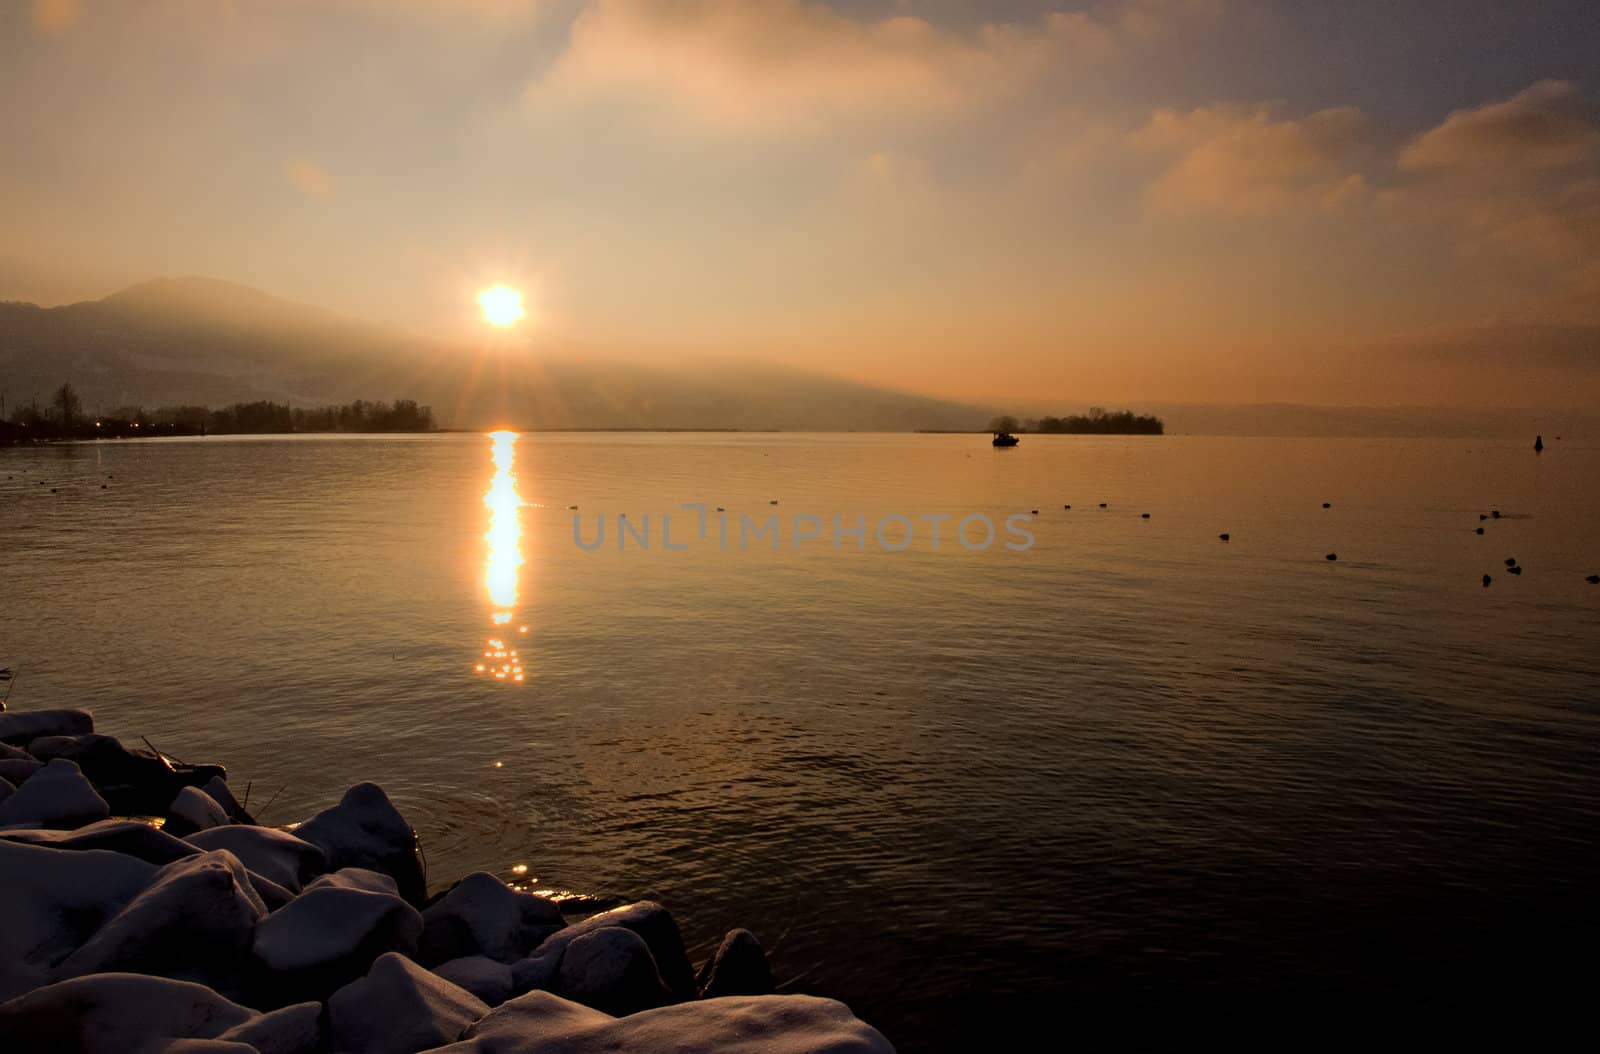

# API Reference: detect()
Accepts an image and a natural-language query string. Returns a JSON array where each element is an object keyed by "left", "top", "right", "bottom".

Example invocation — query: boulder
[
  {"left": 292, "top": 783, "right": 426, "bottom": 906},
  {"left": 554, "top": 926, "right": 672, "bottom": 1017},
  {"left": 0, "top": 757, "right": 43, "bottom": 785},
  {"left": 0, "top": 840, "right": 156, "bottom": 1001},
  {"left": 187, "top": 826, "right": 327, "bottom": 893},
  {"left": 531, "top": 901, "right": 696, "bottom": 1000},
  {"left": 0, "top": 759, "right": 109, "bottom": 829},
  {"left": 0, "top": 819, "right": 201, "bottom": 865},
  {"left": 328, "top": 951, "right": 488, "bottom": 1054},
  {"left": 418, "top": 872, "right": 564, "bottom": 966},
  {"left": 22, "top": 733, "right": 184, "bottom": 815},
  {"left": 167, "top": 787, "right": 230, "bottom": 835},
  {"left": 251, "top": 870, "right": 423, "bottom": 1002},
  {"left": 305, "top": 866, "right": 399, "bottom": 895},
  {"left": 0, "top": 708, "right": 93, "bottom": 746},
  {"left": 0, "top": 775, "right": 12, "bottom": 806},
  {"left": 438, "top": 991, "right": 895, "bottom": 1054},
  {"left": 696, "top": 929, "right": 775, "bottom": 998},
  {"left": 509, "top": 946, "right": 563, "bottom": 997},
  {"left": 54, "top": 850, "right": 267, "bottom": 994},
  {"left": 433, "top": 956, "right": 516, "bottom": 1007},
  {"left": 0, "top": 740, "right": 34, "bottom": 760},
  {"left": 0, "top": 972, "right": 256, "bottom": 1054},
  {"left": 214, "top": 1000, "right": 324, "bottom": 1054},
  {"left": 201, "top": 776, "right": 256, "bottom": 824}
]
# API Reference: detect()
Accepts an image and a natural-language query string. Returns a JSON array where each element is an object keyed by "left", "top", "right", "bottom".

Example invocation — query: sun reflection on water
[{"left": 478, "top": 430, "right": 525, "bottom": 684}]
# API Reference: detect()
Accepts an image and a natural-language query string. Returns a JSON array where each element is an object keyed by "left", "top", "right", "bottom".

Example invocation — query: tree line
[
  {"left": 1, "top": 383, "right": 435, "bottom": 443},
  {"left": 988, "top": 407, "right": 1164, "bottom": 435}
]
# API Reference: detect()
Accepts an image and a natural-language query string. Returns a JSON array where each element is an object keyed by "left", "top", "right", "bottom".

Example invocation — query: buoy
[
  {"left": 1534, "top": 435, "right": 1544, "bottom": 453},
  {"left": 1098, "top": 502, "right": 1107, "bottom": 508},
  {"left": 1325, "top": 553, "right": 1338, "bottom": 561},
  {"left": 1322, "top": 502, "right": 1331, "bottom": 509},
  {"left": 1219, "top": 533, "right": 1230, "bottom": 541},
  {"left": 1030, "top": 509, "right": 1038, "bottom": 515},
  {"left": 1505, "top": 557, "right": 1517, "bottom": 567},
  {"left": 1474, "top": 527, "right": 1484, "bottom": 535},
  {"left": 1483, "top": 574, "right": 1492, "bottom": 587},
  {"left": 1140, "top": 513, "right": 1151, "bottom": 519},
  {"left": 1063, "top": 504, "right": 1071, "bottom": 510}
]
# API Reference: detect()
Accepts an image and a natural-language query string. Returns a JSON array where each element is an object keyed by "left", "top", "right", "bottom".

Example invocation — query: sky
[{"left": 3, "top": 0, "right": 1598, "bottom": 410}]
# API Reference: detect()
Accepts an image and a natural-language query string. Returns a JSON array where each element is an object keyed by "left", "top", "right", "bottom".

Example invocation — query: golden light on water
[
  {"left": 477, "top": 430, "right": 525, "bottom": 685},
  {"left": 478, "top": 285, "right": 525, "bottom": 328}
]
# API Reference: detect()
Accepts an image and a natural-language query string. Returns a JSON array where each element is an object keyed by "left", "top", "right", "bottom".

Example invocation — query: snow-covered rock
[
  {"left": 168, "top": 786, "right": 231, "bottom": 834},
  {"left": 292, "top": 783, "right": 426, "bottom": 905},
  {"left": 530, "top": 901, "right": 696, "bottom": 1000},
  {"left": 0, "top": 840, "right": 156, "bottom": 1001},
  {"left": 305, "top": 866, "right": 399, "bottom": 895},
  {"left": 437, "top": 991, "right": 896, "bottom": 1054},
  {"left": 418, "top": 872, "right": 564, "bottom": 966},
  {"left": 0, "top": 708, "right": 93, "bottom": 745},
  {"left": 214, "top": 1000, "right": 324, "bottom": 1054},
  {"left": 201, "top": 776, "right": 254, "bottom": 824},
  {"left": 0, "top": 740, "right": 34, "bottom": 760},
  {"left": 0, "top": 972, "right": 256, "bottom": 1054},
  {"left": 0, "top": 819, "right": 201, "bottom": 865},
  {"left": 328, "top": 951, "right": 488, "bottom": 1054},
  {"left": 187, "top": 826, "right": 327, "bottom": 893},
  {"left": 509, "top": 945, "right": 563, "bottom": 996},
  {"left": 0, "top": 757, "right": 43, "bottom": 785},
  {"left": 433, "top": 956, "right": 516, "bottom": 1007},
  {"left": 695, "top": 928, "right": 774, "bottom": 998},
  {"left": 0, "top": 759, "right": 109, "bottom": 829},
  {"left": 251, "top": 868, "right": 423, "bottom": 1001},
  {"left": 53, "top": 850, "right": 267, "bottom": 993},
  {"left": 554, "top": 926, "right": 672, "bottom": 1017}
]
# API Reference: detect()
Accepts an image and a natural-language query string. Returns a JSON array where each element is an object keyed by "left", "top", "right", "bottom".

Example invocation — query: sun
[{"left": 478, "top": 285, "right": 526, "bottom": 328}]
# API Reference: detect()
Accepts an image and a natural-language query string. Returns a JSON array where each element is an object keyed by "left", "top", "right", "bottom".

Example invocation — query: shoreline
[{"left": 0, "top": 705, "right": 895, "bottom": 1053}]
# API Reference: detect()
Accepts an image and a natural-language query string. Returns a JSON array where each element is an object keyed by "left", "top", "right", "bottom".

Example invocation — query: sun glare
[{"left": 478, "top": 285, "right": 525, "bottom": 328}]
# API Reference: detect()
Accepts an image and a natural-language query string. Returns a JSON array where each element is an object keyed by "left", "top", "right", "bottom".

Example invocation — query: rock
[
  {"left": 0, "top": 708, "right": 93, "bottom": 746},
  {"left": 141, "top": 1040, "right": 260, "bottom": 1054},
  {"left": 531, "top": 901, "right": 695, "bottom": 1000},
  {"left": 167, "top": 786, "right": 231, "bottom": 835},
  {"left": 509, "top": 946, "right": 563, "bottom": 996},
  {"left": 0, "top": 840, "right": 156, "bottom": 1001},
  {"left": 433, "top": 957, "right": 516, "bottom": 1007},
  {"left": 419, "top": 872, "right": 564, "bottom": 966},
  {"left": 0, "top": 819, "right": 201, "bottom": 865},
  {"left": 0, "top": 973, "right": 257, "bottom": 1054},
  {"left": 328, "top": 951, "right": 488, "bottom": 1054},
  {"left": 251, "top": 868, "right": 423, "bottom": 1002},
  {"left": 292, "top": 783, "right": 426, "bottom": 906},
  {"left": 214, "top": 1001, "right": 324, "bottom": 1054},
  {"left": 0, "top": 741, "right": 34, "bottom": 760},
  {"left": 201, "top": 776, "right": 256, "bottom": 824},
  {"left": 22, "top": 734, "right": 185, "bottom": 815},
  {"left": 0, "top": 757, "right": 43, "bottom": 785},
  {"left": 0, "top": 775, "right": 12, "bottom": 806},
  {"left": 245, "top": 870, "right": 297, "bottom": 912},
  {"left": 305, "top": 866, "right": 399, "bottom": 895},
  {"left": 0, "top": 759, "right": 109, "bottom": 829},
  {"left": 554, "top": 926, "right": 671, "bottom": 1017},
  {"left": 187, "top": 826, "right": 327, "bottom": 893},
  {"left": 439, "top": 991, "right": 895, "bottom": 1054},
  {"left": 54, "top": 850, "right": 267, "bottom": 994},
  {"left": 696, "top": 929, "right": 774, "bottom": 998}
]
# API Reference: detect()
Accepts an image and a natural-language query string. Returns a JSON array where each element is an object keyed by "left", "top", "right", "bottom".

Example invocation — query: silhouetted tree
[
  {"left": 988, "top": 415, "right": 1020, "bottom": 433},
  {"left": 52, "top": 383, "right": 81, "bottom": 428}
]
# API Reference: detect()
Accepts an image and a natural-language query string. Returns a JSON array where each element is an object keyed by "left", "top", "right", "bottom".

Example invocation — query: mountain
[{"left": 0, "top": 278, "right": 992, "bottom": 430}]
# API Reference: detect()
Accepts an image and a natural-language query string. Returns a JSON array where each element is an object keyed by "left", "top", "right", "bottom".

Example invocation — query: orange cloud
[
  {"left": 32, "top": 0, "right": 78, "bottom": 35},
  {"left": 1399, "top": 80, "right": 1600, "bottom": 176},
  {"left": 526, "top": 0, "right": 1217, "bottom": 136},
  {"left": 284, "top": 159, "right": 335, "bottom": 199},
  {"left": 1131, "top": 103, "right": 1367, "bottom": 215}
]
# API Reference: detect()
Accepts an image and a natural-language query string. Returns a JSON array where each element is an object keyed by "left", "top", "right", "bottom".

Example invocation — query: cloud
[
  {"left": 1130, "top": 102, "right": 1367, "bottom": 215},
  {"left": 285, "top": 159, "right": 335, "bottom": 199},
  {"left": 31, "top": 0, "right": 78, "bottom": 35},
  {"left": 524, "top": 0, "right": 1218, "bottom": 136},
  {"left": 1399, "top": 80, "right": 1600, "bottom": 176}
]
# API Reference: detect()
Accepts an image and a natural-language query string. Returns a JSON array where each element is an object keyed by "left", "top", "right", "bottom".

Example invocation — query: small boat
[{"left": 992, "top": 432, "right": 1020, "bottom": 447}]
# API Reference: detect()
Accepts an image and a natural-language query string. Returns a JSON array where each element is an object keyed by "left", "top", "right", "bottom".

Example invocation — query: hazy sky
[{"left": 3, "top": 0, "right": 1598, "bottom": 409}]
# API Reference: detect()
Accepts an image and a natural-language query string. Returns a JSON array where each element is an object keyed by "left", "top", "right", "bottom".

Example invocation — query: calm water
[{"left": 4, "top": 433, "right": 1599, "bottom": 1043}]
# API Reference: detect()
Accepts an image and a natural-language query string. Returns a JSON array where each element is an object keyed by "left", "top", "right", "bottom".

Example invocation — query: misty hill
[{"left": 0, "top": 278, "right": 990, "bottom": 431}]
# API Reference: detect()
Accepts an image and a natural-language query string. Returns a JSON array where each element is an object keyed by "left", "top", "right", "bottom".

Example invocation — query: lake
[{"left": 3, "top": 432, "right": 1598, "bottom": 1046}]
